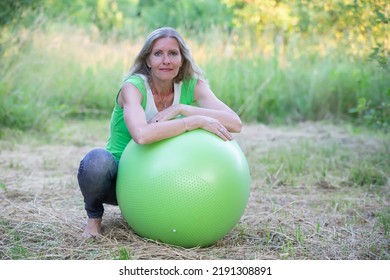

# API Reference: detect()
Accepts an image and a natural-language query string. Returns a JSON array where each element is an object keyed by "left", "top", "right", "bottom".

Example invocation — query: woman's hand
[
  {"left": 149, "top": 104, "right": 232, "bottom": 141},
  {"left": 148, "top": 104, "right": 184, "bottom": 124},
  {"left": 198, "top": 116, "right": 233, "bottom": 141}
]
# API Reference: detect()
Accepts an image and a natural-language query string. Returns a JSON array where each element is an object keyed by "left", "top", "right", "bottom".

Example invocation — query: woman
[{"left": 77, "top": 27, "right": 242, "bottom": 238}]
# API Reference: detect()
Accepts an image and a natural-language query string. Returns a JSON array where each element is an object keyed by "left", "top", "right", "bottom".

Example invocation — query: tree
[{"left": 223, "top": 0, "right": 389, "bottom": 55}]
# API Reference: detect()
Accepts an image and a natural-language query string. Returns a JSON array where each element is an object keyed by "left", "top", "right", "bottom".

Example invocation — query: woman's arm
[
  {"left": 148, "top": 80, "right": 242, "bottom": 133},
  {"left": 119, "top": 82, "right": 232, "bottom": 145}
]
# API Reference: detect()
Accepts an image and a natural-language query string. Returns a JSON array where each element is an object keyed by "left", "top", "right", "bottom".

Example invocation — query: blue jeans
[{"left": 77, "top": 148, "right": 118, "bottom": 218}]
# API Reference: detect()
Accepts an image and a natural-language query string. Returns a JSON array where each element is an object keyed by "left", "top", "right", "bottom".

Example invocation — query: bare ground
[{"left": 0, "top": 121, "right": 389, "bottom": 259}]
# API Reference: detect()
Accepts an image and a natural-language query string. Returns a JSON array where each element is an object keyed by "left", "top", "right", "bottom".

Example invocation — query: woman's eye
[{"left": 153, "top": 50, "right": 179, "bottom": 57}]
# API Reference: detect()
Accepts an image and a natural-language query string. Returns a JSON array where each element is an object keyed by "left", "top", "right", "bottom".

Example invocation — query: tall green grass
[
  {"left": 204, "top": 45, "right": 389, "bottom": 124},
  {"left": 0, "top": 23, "right": 127, "bottom": 133},
  {"left": 0, "top": 22, "right": 389, "bottom": 134}
]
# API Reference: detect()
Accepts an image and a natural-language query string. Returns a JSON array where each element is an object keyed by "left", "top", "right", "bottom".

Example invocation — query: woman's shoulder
[
  {"left": 179, "top": 77, "right": 199, "bottom": 104},
  {"left": 121, "top": 74, "right": 148, "bottom": 108},
  {"left": 123, "top": 74, "right": 148, "bottom": 93},
  {"left": 124, "top": 74, "right": 146, "bottom": 85},
  {"left": 181, "top": 77, "right": 198, "bottom": 90}
]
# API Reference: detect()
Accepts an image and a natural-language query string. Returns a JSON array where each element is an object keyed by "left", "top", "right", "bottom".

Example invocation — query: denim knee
[{"left": 77, "top": 148, "right": 118, "bottom": 218}]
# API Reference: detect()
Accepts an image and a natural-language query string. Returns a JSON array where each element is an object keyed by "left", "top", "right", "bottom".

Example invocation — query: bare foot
[{"left": 82, "top": 218, "right": 103, "bottom": 238}]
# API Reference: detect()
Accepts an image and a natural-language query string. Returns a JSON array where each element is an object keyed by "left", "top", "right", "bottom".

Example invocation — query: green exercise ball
[{"left": 116, "top": 129, "right": 251, "bottom": 248}]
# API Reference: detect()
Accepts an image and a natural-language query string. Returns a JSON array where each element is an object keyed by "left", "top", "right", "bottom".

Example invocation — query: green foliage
[
  {"left": 38, "top": 0, "right": 95, "bottom": 21},
  {"left": 95, "top": 0, "right": 124, "bottom": 32},
  {"left": 223, "top": 0, "right": 388, "bottom": 52},
  {"left": 349, "top": 92, "right": 390, "bottom": 132},
  {"left": 369, "top": 42, "right": 389, "bottom": 69},
  {"left": 1, "top": 0, "right": 233, "bottom": 38},
  {"left": 0, "top": 0, "right": 43, "bottom": 26},
  {"left": 137, "top": 0, "right": 233, "bottom": 34}
]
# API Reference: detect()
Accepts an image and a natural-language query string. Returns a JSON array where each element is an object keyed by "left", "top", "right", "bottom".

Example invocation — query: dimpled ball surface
[{"left": 116, "top": 129, "right": 251, "bottom": 248}]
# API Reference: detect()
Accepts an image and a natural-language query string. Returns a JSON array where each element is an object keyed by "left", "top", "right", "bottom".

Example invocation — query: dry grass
[{"left": 0, "top": 120, "right": 389, "bottom": 260}]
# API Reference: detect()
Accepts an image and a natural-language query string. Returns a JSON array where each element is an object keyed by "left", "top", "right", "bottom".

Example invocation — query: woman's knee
[{"left": 77, "top": 148, "right": 117, "bottom": 191}]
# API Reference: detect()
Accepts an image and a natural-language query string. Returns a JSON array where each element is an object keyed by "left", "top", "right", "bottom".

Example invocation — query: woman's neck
[{"left": 150, "top": 79, "right": 174, "bottom": 97}]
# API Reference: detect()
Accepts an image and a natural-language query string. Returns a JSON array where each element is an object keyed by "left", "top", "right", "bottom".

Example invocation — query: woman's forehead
[{"left": 152, "top": 37, "right": 180, "bottom": 50}]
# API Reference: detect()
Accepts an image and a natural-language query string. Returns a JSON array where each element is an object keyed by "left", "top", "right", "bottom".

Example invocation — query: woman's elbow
[
  {"left": 230, "top": 115, "right": 242, "bottom": 133},
  {"left": 232, "top": 122, "right": 242, "bottom": 133},
  {"left": 132, "top": 136, "right": 147, "bottom": 145},
  {"left": 131, "top": 128, "right": 149, "bottom": 145}
]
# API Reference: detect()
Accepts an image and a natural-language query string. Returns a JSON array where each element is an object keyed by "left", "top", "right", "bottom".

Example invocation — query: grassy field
[{"left": 0, "top": 120, "right": 389, "bottom": 260}]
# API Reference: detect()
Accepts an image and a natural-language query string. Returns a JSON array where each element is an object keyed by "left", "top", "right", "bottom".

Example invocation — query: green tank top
[{"left": 106, "top": 75, "right": 197, "bottom": 160}]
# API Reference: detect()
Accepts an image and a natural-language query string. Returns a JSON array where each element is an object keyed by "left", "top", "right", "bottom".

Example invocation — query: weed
[
  {"left": 9, "top": 244, "right": 29, "bottom": 259},
  {"left": 296, "top": 224, "right": 304, "bottom": 244},
  {"left": 348, "top": 152, "right": 389, "bottom": 188},
  {"left": 316, "top": 222, "right": 321, "bottom": 234},
  {"left": 377, "top": 208, "right": 390, "bottom": 237},
  {"left": 116, "top": 247, "right": 132, "bottom": 260}
]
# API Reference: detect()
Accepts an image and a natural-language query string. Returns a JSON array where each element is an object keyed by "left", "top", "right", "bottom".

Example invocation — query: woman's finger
[{"left": 216, "top": 126, "right": 232, "bottom": 141}]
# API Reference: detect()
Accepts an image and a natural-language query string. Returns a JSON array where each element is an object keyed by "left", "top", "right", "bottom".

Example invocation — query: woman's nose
[{"left": 162, "top": 54, "right": 170, "bottom": 64}]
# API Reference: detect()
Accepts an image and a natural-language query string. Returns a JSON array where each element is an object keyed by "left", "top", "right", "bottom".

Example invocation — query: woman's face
[{"left": 147, "top": 37, "right": 182, "bottom": 82}]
